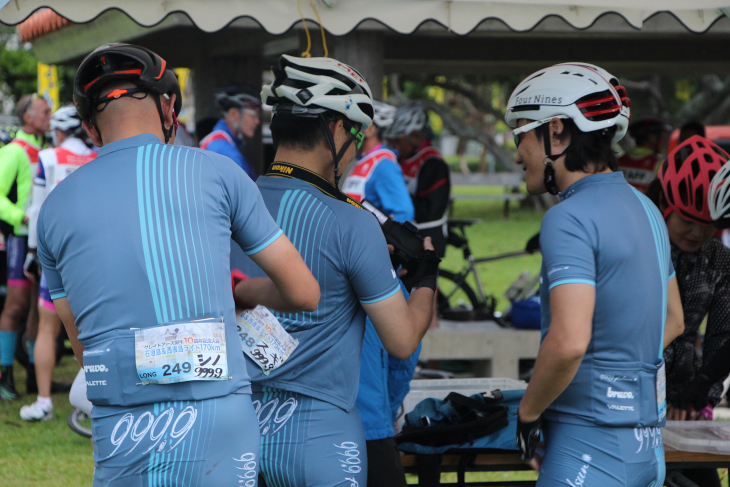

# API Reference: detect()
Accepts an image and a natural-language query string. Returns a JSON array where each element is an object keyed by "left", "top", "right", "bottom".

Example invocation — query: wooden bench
[
  {"left": 401, "top": 447, "right": 730, "bottom": 486},
  {"left": 451, "top": 173, "right": 525, "bottom": 218},
  {"left": 419, "top": 320, "right": 541, "bottom": 379}
]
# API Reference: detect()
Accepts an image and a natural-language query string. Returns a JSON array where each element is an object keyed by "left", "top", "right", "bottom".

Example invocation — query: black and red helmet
[
  {"left": 73, "top": 43, "right": 181, "bottom": 121},
  {"left": 658, "top": 135, "right": 730, "bottom": 225}
]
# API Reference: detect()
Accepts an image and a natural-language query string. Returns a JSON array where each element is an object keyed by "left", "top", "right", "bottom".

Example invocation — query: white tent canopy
[{"left": 1, "top": 0, "right": 729, "bottom": 35}]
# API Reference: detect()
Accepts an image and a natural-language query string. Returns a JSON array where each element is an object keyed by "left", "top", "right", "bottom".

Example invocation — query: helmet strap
[
  {"left": 154, "top": 94, "right": 174, "bottom": 144},
  {"left": 318, "top": 114, "right": 356, "bottom": 188},
  {"left": 540, "top": 124, "right": 570, "bottom": 196},
  {"left": 662, "top": 207, "right": 673, "bottom": 221}
]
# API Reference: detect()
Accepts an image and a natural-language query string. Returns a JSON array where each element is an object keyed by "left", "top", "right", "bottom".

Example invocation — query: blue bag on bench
[{"left": 396, "top": 389, "right": 525, "bottom": 454}]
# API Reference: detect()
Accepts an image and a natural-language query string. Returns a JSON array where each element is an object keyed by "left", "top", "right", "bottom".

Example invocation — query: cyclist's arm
[
  {"left": 236, "top": 233, "right": 320, "bottom": 313},
  {"left": 664, "top": 276, "right": 684, "bottom": 349},
  {"left": 0, "top": 146, "right": 25, "bottom": 227},
  {"left": 218, "top": 153, "right": 319, "bottom": 313},
  {"left": 518, "top": 282, "right": 594, "bottom": 421},
  {"left": 27, "top": 178, "right": 47, "bottom": 249},
  {"left": 53, "top": 297, "right": 84, "bottom": 366},
  {"left": 362, "top": 287, "right": 433, "bottom": 360}
]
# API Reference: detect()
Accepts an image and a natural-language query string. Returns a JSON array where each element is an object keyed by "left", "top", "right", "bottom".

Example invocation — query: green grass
[
  {"left": 0, "top": 355, "right": 94, "bottom": 487},
  {"left": 441, "top": 185, "right": 544, "bottom": 311}
]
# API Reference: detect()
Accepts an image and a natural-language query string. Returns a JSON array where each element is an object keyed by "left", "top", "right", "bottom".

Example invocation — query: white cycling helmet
[
  {"left": 383, "top": 102, "right": 429, "bottom": 140},
  {"left": 372, "top": 101, "right": 396, "bottom": 129},
  {"left": 505, "top": 62, "right": 631, "bottom": 145},
  {"left": 709, "top": 160, "right": 730, "bottom": 227},
  {"left": 262, "top": 54, "right": 373, "bottom": 129},
  {"left": 51, "top": 106, "right": 83, "bottom": 134}
]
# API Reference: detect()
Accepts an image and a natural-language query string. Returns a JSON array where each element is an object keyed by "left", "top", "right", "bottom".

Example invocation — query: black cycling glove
[
  {"left": 401, "top": 250, "right": 440, "bottom": 293},
  {"left": 23, "top": 252, "right": 40, "bottom": 280},
  {"left": 516, "top": 414, "right": 542, "bottom": 460},
  {"left": 675, "top": 373, "right": 713, "bottom": 412}
]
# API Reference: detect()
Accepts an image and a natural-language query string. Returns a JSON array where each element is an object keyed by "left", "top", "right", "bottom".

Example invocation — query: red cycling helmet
[{"left": 658, "top": 135, "right": 730, "bottom": 225}]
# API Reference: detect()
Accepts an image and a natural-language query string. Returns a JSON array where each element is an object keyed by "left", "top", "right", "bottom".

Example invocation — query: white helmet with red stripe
[
  {"left": 505, "top": 62, "right": 631, "bottom": 145},
  {"left": 262, "top": 54, "right": 373, "bottom": 129}
]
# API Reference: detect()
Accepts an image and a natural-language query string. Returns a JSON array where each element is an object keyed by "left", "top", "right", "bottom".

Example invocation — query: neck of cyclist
[
  {"left": 359, "top": 125, "right": 380, "bottom": 154},
  {"left": 551, "top": 154, "right": 612, "bottom": 193},
  {"left": 274, "top": 144, "right": 348, "bottom": 186},
  {"left": 86, "top": 95, "right": 175, "bottom": 147},
  {"left": 272, "top": 121, "right": 354, "bottom": 186}
]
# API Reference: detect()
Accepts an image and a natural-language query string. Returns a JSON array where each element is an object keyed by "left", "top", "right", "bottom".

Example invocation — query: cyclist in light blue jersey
[
  {"left": 505, "top": 63, "right": 684, "bottom": 487},
  {"left": 36, "top": 43, "right": 319, "bottom": 487},
  {"left": 233, "top": 55, "right": 438, "bottom": 487}
]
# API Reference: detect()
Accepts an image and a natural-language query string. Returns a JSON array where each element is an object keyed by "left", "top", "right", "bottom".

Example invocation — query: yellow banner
[{"left": 37, "top": 63, "right": 59, "bottom": 112}]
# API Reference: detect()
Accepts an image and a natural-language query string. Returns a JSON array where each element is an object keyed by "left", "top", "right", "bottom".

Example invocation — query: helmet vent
[
  {"left": 674, "top": 146, "right": 691, "bottom": 172},
  {"left": 678, "top": 179, "right": 689, "bottom": 207},
  {"left": 695, "top": 185, "right": 704, "bottom": 212},
  {"left": 525, "top": 72, "right": 545, "bottom": 82},
  {"left": 692, "top": 159, "right": 701, "bottom": 178},
  {"left": 572, "top": 73, "right": 584, "bottom": 77}
]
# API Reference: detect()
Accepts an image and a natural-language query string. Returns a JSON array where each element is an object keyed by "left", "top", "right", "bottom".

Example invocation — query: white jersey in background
[{"left": 27, "top": 137, "right": 96, "bottom": 249}]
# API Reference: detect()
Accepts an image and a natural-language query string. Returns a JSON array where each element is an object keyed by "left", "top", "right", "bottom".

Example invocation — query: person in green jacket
[{"left": 0, "top": 94, "right": 50, "bottom": 400}]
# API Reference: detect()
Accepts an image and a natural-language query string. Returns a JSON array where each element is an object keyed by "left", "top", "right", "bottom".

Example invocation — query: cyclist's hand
[
  {"left": 667, "top": 405, "right": 688, "bottom": 421},
  {"left": 23, "top": 252, "right": 40, "bottom": 283},
  {"left": 422, "top": 236, "right": 434, "bottom": 251},
  {"left": 516, "top": 413, "right": 542, "bottom": 461},
  {"left": 22, "top": 215, "right": 29, "bottom": 225},
  {"left": 387, "top": 244, "right": 410, "bottom": 278}
]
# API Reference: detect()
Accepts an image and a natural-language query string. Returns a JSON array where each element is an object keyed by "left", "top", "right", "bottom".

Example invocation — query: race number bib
[
  {"left": 134, "top": 320, "right": 229, "bottom": 384},
  {"left": 237, "top": 306, "right": 298, "bottom": 375},
  {"left": 656, "top": 362, "right": 666, "bottom": 422}
]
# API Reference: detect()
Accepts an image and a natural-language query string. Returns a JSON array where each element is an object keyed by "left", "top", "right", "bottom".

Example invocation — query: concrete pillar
[{"left": 330, "top": 31, "right": 384, "bottom": 101}]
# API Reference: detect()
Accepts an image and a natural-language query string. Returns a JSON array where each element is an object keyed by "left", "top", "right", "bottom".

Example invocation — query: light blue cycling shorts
[
  {"left": 91, "top": 390, "right": 260, "bottom": 487},
  {"left": 538, "top": 420, "right": 665, "bottom": 487},
  {"left": 253, "top": 386, "right": 367, "bottom": 487}
]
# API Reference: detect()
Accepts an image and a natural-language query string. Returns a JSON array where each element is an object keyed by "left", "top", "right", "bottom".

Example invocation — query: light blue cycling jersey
[
  {"left": 539, "top": 172, "right": 674, "bottom": 428},
  {"left": 37, "top": 134, "right": 282, "bottom": 407},
  {"left": 247, "top": 175, "right": 401, "bottom": 411}
]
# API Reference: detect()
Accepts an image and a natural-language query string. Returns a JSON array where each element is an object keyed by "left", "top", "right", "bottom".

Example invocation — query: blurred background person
[{"left": 199, "top": 83, "right": 262, "bottom": 180}]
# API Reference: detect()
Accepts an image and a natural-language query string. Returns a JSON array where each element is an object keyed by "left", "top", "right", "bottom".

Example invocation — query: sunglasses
[{"left": 512, "top": 117, "right": 567, "bottom": 148}]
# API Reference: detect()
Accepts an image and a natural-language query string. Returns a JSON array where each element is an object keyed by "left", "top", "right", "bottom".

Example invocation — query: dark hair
[
  {"left": 536, "top": 118, "right": 617, "bottom": 173},
  {"left": 679, "top": 121, "right": 706, "bottom": 140},
  {"left": 270, "top": 110, "right": 344, "bottom": 152},
  {"left": 645, "top": 178, "right": 664, "bottom": 210}
]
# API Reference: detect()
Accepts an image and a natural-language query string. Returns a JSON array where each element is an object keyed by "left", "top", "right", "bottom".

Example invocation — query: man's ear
[
  {"left": 550, "top": 118, "right": 568, "bottom": 146},
  {"left": 82, "top": 120, "right": 103, "bottom": 147},
  {"left": 161, "top": 93, "right": 176, "bottom": 129}
]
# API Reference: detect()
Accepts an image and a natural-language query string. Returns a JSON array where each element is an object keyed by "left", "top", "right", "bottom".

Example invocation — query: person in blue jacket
[
  {"left": 199, "top": 84, "right": 261, "bottom": 180},
  {"left": 343, "top": 100, "right": 419, "bottom": 487}
]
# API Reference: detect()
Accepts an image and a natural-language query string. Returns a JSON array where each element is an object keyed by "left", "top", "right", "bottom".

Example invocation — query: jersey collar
[
  {"left": 559, "top": 171, "right": 627, "bottom": 201},
  {"left": 96, "top": 133, "right": 161, "bottom": 157}
]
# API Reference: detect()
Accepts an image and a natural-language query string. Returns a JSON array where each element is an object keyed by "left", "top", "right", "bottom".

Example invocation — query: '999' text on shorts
[
  {"left": 91, "top": 391, "right": 259, "bottom": 487},
  {"left": 537, "top": 420, "right": 665, "bottom": 487},
  {"left": 253, "top": 386, "right": 367, "bottom": 487}
]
